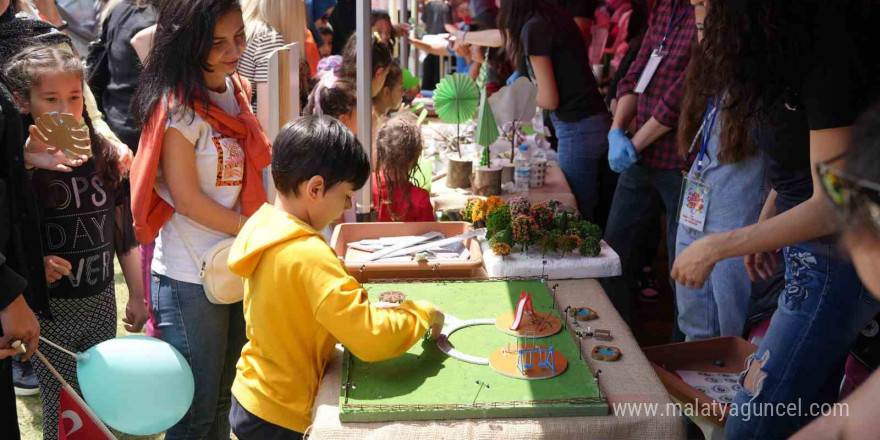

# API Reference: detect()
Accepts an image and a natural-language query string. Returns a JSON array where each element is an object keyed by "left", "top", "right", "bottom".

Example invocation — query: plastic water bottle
[{"left": 514, "top": 144, "right": 531, "bottom": 196}]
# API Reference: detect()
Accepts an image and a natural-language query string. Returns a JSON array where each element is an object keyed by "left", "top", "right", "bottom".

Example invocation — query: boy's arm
[{"left": 298, "top": 244, "right": 439, "bottom": 362}]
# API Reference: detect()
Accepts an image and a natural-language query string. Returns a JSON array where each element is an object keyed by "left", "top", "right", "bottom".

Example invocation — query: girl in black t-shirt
[
  {"left": 5, "top": 45, "right": 146, "bottom": 440},
  {"left": 498, "top": 0, "right": 611, "bottom": 220}
]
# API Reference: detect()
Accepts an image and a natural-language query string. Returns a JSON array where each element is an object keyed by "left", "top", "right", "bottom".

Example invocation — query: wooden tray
[
  {"left": 330, "top": 222, "right": 483, "bottom": 282},
  {"left": 643, "top": 336, "right": 757, "bottom": 427}
]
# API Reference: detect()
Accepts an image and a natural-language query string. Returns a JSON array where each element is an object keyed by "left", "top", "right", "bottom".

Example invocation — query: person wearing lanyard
[
  {"left": 600, "top": 0, "right": 695, "bottom": 331},
  {"left": 670, "top": 0, "right": 880, "bottom": 438},
  {"left": 672, "top": 0, "right": 768, "bottom": 342}
]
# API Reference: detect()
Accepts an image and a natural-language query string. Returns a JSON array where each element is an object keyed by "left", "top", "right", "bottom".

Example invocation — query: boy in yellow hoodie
[{"left": 227, "top": 115, "right": 444, "bottom": 439}]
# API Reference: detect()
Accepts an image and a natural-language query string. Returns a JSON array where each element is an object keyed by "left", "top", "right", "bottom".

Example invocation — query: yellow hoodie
[{"left": 228, "top": 204, "right": 436, "bottom": 433}]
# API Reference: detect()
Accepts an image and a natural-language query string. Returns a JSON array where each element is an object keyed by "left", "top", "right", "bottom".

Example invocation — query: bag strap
[{"left": 170, "top": 216, "right": 205, "bottom": 278}]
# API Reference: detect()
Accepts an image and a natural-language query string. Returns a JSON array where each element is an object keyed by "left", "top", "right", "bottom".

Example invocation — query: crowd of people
[{"left": 1, "top": 0, "right": 879, "bottom": 439}]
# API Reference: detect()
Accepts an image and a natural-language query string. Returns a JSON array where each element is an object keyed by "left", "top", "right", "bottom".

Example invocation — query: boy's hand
[{"left": 429, "top": 308, "right": 445, "bottom": 341}]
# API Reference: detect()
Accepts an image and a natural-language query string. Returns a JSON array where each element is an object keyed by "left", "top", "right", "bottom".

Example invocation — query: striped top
[{"left": 238, "top": 26, "right": 287, "bottom": 113}]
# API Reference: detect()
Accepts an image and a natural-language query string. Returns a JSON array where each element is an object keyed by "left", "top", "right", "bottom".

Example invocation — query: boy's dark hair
[
  {"left": 272, "top": 115, "right": 370, "bottom": 196},
  {"left": 131, "top": 0, "right": 242, "bottom": 126},
  {"left": 340, "top": 33, "right": 392, "bottom": 82}
]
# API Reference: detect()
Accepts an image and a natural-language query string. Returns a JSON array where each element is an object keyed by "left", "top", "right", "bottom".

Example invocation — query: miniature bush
[
  {"left": 580, "top": 236, "right": 602, "bottom": 257},
  {"left": 490, "top": 228, "right": 514, "bottom": 247},
  {"left": 556, "top": 234, "right": 582, "bottom": 257},
  {"left": 492, "top": 242, "right": 511, "bottom": 257},
  {"left": 537, "top": 230, "right": 561, "bottom": 257},
  {"left": 530, "top": 202, "right": 555, "bottom": 229},
  {"left": 486, "top": 205, "right": 512, "bottom": 240},
  {"left": 508, "top": 197, "right": 531, "bottom": 217},
  {"left": 511, "top": 214, "right": 539, "bottom": 252}
]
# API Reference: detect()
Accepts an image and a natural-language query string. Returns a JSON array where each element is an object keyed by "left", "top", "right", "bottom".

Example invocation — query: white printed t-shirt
[{"left": 152, "top": 77, "right": 244, "bottom": 284}]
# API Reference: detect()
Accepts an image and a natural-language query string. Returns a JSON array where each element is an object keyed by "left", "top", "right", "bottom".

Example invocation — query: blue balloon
[{"left": 77, "top": 335, "right": 194, "bottom": 435}]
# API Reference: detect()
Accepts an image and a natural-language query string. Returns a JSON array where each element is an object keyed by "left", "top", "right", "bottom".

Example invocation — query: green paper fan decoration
[
  {"left": 402, "top": 68, "right": 420, "bottom": 90},
  {"left": 475, "top": 90, "right": 500, "bottom": 166},
  {"left": 476, "top": 90, "right": 499, "bottom": 148},
  {"left": 433, "top": 73, "right": 480, "bottom": 124}
]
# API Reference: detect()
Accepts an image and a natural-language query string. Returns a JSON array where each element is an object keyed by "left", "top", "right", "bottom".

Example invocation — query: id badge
[
  {"left": 678, "top": 175, "right": 711, "bottom": 232},
  {"left": 634, "top": 49, "right": 666, "bottom": 94}
]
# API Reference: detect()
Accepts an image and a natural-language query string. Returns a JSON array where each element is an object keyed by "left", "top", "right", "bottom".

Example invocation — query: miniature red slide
[{"left": 509, "top": 292, "right": 534, "bottom": 331}]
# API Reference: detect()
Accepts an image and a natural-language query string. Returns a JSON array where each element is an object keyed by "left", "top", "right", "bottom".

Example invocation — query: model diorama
[{"left": 339, "top": 280, "right": 607, "bottom": 423}]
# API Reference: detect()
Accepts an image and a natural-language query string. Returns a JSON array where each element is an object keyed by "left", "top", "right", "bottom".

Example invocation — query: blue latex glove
[{"left": 607, "top": 128, "right": 639, "bottom": 173}]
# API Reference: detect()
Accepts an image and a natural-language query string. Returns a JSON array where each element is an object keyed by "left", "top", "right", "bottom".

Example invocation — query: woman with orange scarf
[{"left": 129, "top": 1, "right": 271, "bottom": 438}]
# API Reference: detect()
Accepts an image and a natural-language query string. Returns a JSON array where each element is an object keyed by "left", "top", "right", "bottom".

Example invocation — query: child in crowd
[
  {"left": 318, "top": 26, "right": 334, "bottom": 57},
  {"left": 372, "top": 114, "right": 435, "bottom": 222},
  {"left": 4, "top": 45, "right": 147, "bottom": 440},
  {"left": 340, "top": 33, "right": 393, "bottom": 98},
  {"left": 228, "top": 115, "right": 443, "bottom": 439},
  {"left": 373, "top": 61, "right": 403, "bottom": 117},
  {"left": 304, "top": 76, "right": 358, "bottom": 134}
]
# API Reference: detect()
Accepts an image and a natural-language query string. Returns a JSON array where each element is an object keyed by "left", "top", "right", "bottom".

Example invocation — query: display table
[
  {"left": 430, "top": 160, "right": 579, "bottom": 214},
  {"left": 309, "top": 279, "right": 686, "bottom": 440}
]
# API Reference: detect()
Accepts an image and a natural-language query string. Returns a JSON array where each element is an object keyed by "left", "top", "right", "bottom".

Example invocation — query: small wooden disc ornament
[{"left": 591, "top": 345, "right": 621, "bottom": 362}]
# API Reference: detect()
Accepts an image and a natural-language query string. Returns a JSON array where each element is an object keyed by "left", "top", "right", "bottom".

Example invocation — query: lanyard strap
[
  {"left": 694, "top": 102, "right": 720, "bottom": 176},
  {"left": 660, "top": 0, "right": 690, "bottom": 51}
]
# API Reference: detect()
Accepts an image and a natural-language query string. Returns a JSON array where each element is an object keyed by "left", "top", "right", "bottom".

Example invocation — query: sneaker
[
  {"left": 637, "top": 266, "right": 661, "bottom": 303},
  {"left": 12, "top": 356, "right": 39, "bottom": 396}
]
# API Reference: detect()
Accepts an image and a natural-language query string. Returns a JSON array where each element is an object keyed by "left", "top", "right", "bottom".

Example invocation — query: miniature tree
[
  {"left": 486, "top": 204, "right": 512, "bottom": 240},
  {"left": 557, "top": 234, "right": 583, "bottom": 257},
  {"left": 492, "top": 242, "right": 512, "bottom": 259},
  {"left": 580, "top": 235, "right": 602, "bottom": 258},
  {"left": 553, "top": 210, "right": 569, "bottom": 232},
  {"left": 484, "top": 196, "right": 505, "bottom": 216},
  {"left": 461, "top": 197, "right": 480, "bottom": 222},
  {"left": 530, "top": 202, "right": 555, "bottom": 229},
  {"left": 471, "top": 198, "right": 488, "bottom": 223},
  {"left": 508, "top": 197, "right": 531, "bottom": 217},
  {"left": 537, "top": 230, "right": 561, "bottom": 258},
  {"left": 490, "top": 228, "right": 514, "bottom": 247},
  {"left": 511, "top": 214, "right": 539, "bottom": 254},
  {"left": 544, "top": 199, "right": 564, "bottom": 213}
]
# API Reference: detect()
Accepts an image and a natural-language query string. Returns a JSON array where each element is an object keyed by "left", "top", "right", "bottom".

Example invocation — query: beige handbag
[{"left": 171, "top": 217, "right": 244, "bottom": 304}]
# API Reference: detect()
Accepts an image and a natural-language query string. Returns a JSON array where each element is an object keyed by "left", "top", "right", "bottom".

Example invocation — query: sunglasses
[{"left": 816, "top": 152, "right": 880, "bottom": 230}]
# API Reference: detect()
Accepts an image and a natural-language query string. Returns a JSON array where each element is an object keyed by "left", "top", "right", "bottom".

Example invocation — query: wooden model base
[
  {"left": 495, "top": 311, "right": 562, "bottom": 338},
  {"left": 489, "top": 344, "right": 568, "bottom": 380}
]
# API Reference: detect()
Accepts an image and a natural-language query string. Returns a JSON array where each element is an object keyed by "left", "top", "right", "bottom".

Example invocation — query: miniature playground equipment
[
  {"left": 510, "top": 291, "right": 535, "bottom": 331},
  {"left": 502, "top": 335, "right": 557, "bottom": 376}
]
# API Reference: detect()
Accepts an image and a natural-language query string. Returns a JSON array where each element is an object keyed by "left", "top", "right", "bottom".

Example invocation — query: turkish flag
[{"left": 58, "top": 387, "right": 115, "bottom": 440}]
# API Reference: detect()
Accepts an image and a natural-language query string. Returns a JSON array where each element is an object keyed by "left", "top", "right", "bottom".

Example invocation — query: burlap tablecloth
[
  {"left": 430, "top": 161, "right": 579, "bottom": 214},
  {"left": 308, "top": 279, "right": 686, "bottom": 440}
]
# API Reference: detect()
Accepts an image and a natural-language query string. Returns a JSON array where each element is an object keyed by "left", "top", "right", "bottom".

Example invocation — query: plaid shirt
[{"left": 617, "top": 0, "right": 696, "bottom": 170}]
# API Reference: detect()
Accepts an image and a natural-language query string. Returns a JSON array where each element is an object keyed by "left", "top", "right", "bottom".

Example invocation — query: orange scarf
[{"left": 130, "top": 74, "right": 272, "bottom": 244}]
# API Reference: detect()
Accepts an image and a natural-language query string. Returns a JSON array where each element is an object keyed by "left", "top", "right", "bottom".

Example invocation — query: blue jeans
[
  {"left": 151, "top": 273, "right": 246, "bottom": 440},
  {"left": 725, "top": 240, "right": 880, "bottom": 440},
  {"left": 600, "top": 164, "right": 683, "bottom": 328},
  {"left": 550, "top": 112, "right": 611, "bottom": 220},
  {"left": 675, "top": 135, "right": 768, "bottom": 340}
]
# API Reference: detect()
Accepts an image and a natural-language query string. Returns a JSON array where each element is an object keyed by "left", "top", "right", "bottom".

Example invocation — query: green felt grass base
[{"left": 339, "top": 280, "right": 608, "bottom": 422}]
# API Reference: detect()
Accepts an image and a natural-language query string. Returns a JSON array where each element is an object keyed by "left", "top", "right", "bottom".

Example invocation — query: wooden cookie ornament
[{"left": 34, "top": 112, "right": 91, "bottom": 158}]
